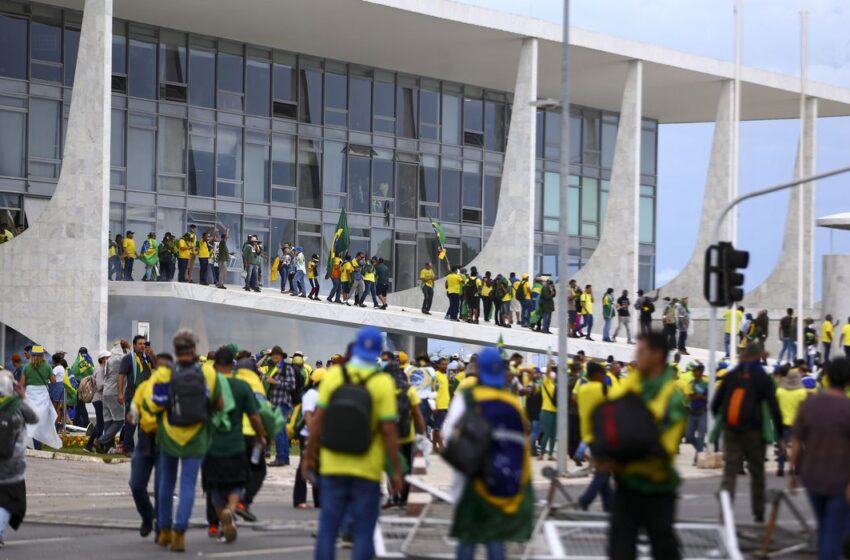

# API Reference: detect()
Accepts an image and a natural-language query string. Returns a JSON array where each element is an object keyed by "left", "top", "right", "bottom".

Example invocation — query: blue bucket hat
[
  {"left": 352, "top": 326, "right": 383, "bottom": 362},
  {"left": 477, "top": 347, "right": 506, "bottom": 388}
]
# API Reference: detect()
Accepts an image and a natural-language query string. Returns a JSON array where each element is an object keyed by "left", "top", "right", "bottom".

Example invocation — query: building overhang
[
  {"left": 817, "top": 212, "right": 850, "bottom": 231},
  {"left": 43, "top": 0, "right": 850, "bottom": 123}
]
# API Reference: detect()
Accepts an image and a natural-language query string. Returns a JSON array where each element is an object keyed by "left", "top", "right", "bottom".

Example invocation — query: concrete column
[
  {"left": 822, "top": 255, "right": 850, "bottom": 328},
  {"left": 658, "top": 80, "right": 734, "bottom": 307},
  {"left": 745, "top": 97, "right": 817, "bottom": 309},
  {"left": 0, "top": 0, "right": 111, "bottom": 353},
  {"left": 570, "top": 60, "right": 642, "bottom": 331},
  {"left": 389, "top": 37, "right": 538, "bottom": 312}
]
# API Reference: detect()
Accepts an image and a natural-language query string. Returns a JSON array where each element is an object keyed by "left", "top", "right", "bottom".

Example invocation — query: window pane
[
  {"left": 440, "top": 165, "right": 460, "bottom": 223},
  {"left": 322, "top": 141, "right": 346, "bottom": 194},
  {"left": 216, "top": 125, "right": 242, "bottom": 182},
  {"left": 298, "top": 142, "right": 321, "bottom": 208},
  {"left": 396, "top": 162, "right": 417, "bottom": 218},
  {"left": 271, "top": 218, "right": 295, "bottom": 257},
  {"left": 581, "top": 178, "right": 598, "bottom": 224},
  {"left": 159, "top": 31, "right": 186, "bottom": 84},
  {"left": 373, "top": 152, "right": 393, "bottom": 198},
  {"left": 483, "top": 174, "right": 500, "bottom": 227},
  {"left": 583, "top": 112, "right": 600, "bottom": 166},
  {"left": 299, "top": 67, "right": 322, "bottom": 124},
  {"left": 272, "top": 133, "right": 295, "bottom": 187},
  {"left": 462, "top": 236, "right": 481, "bottom": 265},
  {"left": 639, "top": 196, "right": 654, "bottom": 243},
  {"left": 0, "top": 15, "right": 27, "bottom": 79},
  {"left": 28, "top": 98, "right": 61, "bottom": 161},
  {"left": 189, "top": 125, "right": 214, "bottom": 197},
  {"left": 127, "top": 126, "right": 155, "bottom": 190},
  {"left": 218, "top": 50, "right": 243, "bottom": 111},
  {"left": 568, "top": 186, "right": 580, "bottom": 235},
  {"left": 396, "top": 83, "right": 417, "bottom": 138},
  {"left": 158, "top": 117, "right": 186, "bottom": 174},
  {"left": 64, "top": 25, "right": 80, "bottom": 86},
  {"left": 441, "top": 92, "right": 461, "bottom": 145},
  {"left": 273, "top": 60, "right": 296, "bottom": 102},
  {"left": 641, "top": 126, "right": 657, "bottom": 175},
  {"left": 570, "top": 113, "right": 581, "bottom": 164},
  {"left": 371, "top": 228, "right": 392, "bottom": 271},
  {"left": 31, "top": 19, "right": 61, "bottom": 63},
  {"left": 484, "top": 101, "right": 505, "bottom": 151},
  {"left": 419, "top": 155, "right": 438, "bottom": 203},
  {"left": 348, "top": 156, "right": 370, "bottom": 214},
  {"left": 601, "top": 114, "right": 617, "bottom": 170},
  {"left": 188, "top": 45, "right": 215, "bottom": 108},
  {"left": 462, "top": 163, "right": 481, "bottom": 208},
  {"left": 0, "top": 110, "right": 25, "bottom": 177},
  {"left": 111, "top": 109, "right": 125, "bottom": 167},
  {"left": 544, "top": 111, "right": 560, "bottom": 160},
  {"left": 349, "top": 75, "right": 371, "bottom": 132},
  {"left": 246, "top": 59, "right": 270, "bottom": 116},
  {"left": 157, "top": 207, "right": 184, "bottom": 239},
  {"left": 535, "top": 111, "right": 544, "bottom": 159},
  {"left": 395, "top": 243, "right": 415, "bottom": 291},
  {"left": 420, "top": 88, "right": 439, "bottom": 127},
  {"left": 324, "top": 71, "right": 347, "bottom": 127},
  {"left": 463, "top": 97, "right": 483, "bottom": 132},
  {"left": 112, "top": 26, "right": 126, "bottom": 75},
  {"left": 543, "top": 171, "right": 559, "bottom": 233},
  {"left": 373, "top": 77, "right": 394, "bottom": 133},
  {"left": 245, "top": 141, "right": 269, "bottom": 202},
  {"left": 129, "top": 34, "right": 156, "bottom": 99}
]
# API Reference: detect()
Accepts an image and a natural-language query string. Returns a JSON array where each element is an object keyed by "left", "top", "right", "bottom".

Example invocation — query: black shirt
[{"left": 616, "top": 296, "right": 630, "bottom": 317}]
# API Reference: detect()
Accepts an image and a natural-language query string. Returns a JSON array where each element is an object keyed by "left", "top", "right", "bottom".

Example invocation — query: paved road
[{"left": 3, "top": 456, "right": 815, "bottom": 559}]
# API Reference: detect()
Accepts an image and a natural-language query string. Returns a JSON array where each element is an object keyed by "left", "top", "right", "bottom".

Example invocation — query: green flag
[
  {"left": 70, "top": 351, "right": 94, "bottom": 379},
  {"left": 429, "top": 218, "right": 447, "bottom": 261},
  {"left": 325, "top": 209, "right": 350, "bottom": 279}
]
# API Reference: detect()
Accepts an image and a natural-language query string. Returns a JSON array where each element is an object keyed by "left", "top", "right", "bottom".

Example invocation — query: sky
[{"left": 463, "top": 0, "right": 850, "bottom": 300}]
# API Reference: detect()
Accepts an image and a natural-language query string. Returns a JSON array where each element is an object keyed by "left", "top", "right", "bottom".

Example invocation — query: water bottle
[{"left": 250, "top": 441, "right": 263, "bottom": 465}]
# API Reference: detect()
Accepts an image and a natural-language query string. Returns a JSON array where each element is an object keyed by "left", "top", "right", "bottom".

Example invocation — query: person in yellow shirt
[
  {"left": 837, "top": 316, "right": 850, "bottom": 361},
  {"left": 538, "top": 367, "right": 558, "bottom": 461},
  {"left": 432, "top": 357, "right": 451, "bottom": 450},
  {"left": 301, "top": 327, "right": 401, "bottom": 559},
  {"left": 307, "top": 253, "right": 320, "bottom": 300},
  {"left": 198, "top": 231, "right": 211, "bottom": 285},
  {"left": 419, "top": 261, "right": 436, "bottom": 315},
  {"left": 775, "top": 370, "right": 808, "bottom": 476},
  {"left": 576, "top": 362, "right": 612, "bottom": 510},
  {"left": 122, "top": 230, "right": 137, "bottom": 281},
  {"left": 580, "top": 285, "right": 595, "bottom": 341},
  {"left": 339, "top": 255, "right": 355, "bottom": 305},
  {"left": 723, "top": 306, "right": 743, "bottom": 358},
  {"left": 445, "top": 266, "right": 464, "bottom": 321},
  {"left": 480, "top": 273, "right": 494, "bottom": 322},
  {"left": 821, "top": 315, "right": 835, "bottom": 362},
  {"left": 185, "top": 224, "right": 198, "bottom": 282},
  {"left": 177, "top": 233, "right": 192, "bottom": 284}
]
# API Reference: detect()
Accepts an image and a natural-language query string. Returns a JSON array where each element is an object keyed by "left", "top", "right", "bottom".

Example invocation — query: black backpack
[
  {"left": 167, "top": 363, "right": 209, "bottom": 427},
  {"left": 590, "top": 392, "right": 665, "bottom": 463},
  {"left": 0, "top": 408, "right": 20, "bottom": 459},
  {"left": 464, "top": 277, "right": 479, "bottom": 299},
  {"left": 292, "top": 365, "right": 306, "bottom": 406},
  {"left": 515, "top": 280, "right": 528, "bottom": 301},
  {"left": 321, "top": 367, "right": 376, "bottom": 454},
  {"left": 442, "top": 390, "right": 492, "bottom": 476}
]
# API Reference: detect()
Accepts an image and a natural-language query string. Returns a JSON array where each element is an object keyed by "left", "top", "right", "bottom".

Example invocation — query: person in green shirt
[
  {"left": 203, "top": 347, "right": 266, "bottom": 543},
  {"left": 602, "top": 288, "right": 616, "bottom": 342},
  {"left": 374, "top": 257, "right": 390, "bottom": 309}
]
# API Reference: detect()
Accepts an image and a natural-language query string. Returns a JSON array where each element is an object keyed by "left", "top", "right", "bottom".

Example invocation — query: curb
[{"left": 26, "top": 448, "right": 130, "bottom": 464}]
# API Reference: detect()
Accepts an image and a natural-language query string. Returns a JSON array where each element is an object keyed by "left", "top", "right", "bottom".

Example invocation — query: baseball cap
[
  {"left": 397, "top": 351, "right": 409, "bottom": 365},
  {"left": 477, "top": 347, "right": 506, "bottom": 388},
  {"left": 352, "top": 326, "right": 383, "bottom": 362},
  {"left": 98, "top": 350, "right": 112, "bottom": 360}
]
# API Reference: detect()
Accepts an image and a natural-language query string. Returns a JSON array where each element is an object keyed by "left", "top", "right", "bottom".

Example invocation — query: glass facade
[{"left": 0, "top": 0, "right": 657, "bottom": 290}]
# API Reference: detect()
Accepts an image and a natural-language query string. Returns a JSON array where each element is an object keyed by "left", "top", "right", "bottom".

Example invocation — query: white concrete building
[{"left": 1, "top": 0, "right": 849, "bottom": 360}]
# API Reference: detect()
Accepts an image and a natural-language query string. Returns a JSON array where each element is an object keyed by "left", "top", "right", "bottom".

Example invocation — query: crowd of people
[{"left": 1, "top": 323, "right": 849, "bottom": 558}]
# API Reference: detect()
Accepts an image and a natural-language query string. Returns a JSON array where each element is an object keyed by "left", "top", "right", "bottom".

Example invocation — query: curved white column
[{"left": 0, "top": 0, "right": 111, "bottom": 353}]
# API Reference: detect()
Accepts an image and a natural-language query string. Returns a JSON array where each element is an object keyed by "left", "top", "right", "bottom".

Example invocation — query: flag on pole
[
  {"left": 325, "top": 209, "right": 350, "bottom": 279},
  {"left": 430, "top": 218, "right": 447, "bottom": 260}
]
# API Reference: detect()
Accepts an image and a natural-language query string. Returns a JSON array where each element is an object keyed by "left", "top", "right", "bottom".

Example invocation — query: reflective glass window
[
  {"left": 273, "top": 55, "right": 296, "bottom": 102},
  {"left": 112, "top": 22, "right": 126, "bottom": 75},
  {"left": 64, "top": 24, "right": 80, "bottom": 86},
  {"left": 373, "top": 73, "right": 394, "bottom": 133},
  {"left": 322, "top": 141, "right": 346, "bottom": 194},
  {"left": 583, "top": 112, "right": 600, "bottom": 166},
  {"left": 111, "top": 109, "right": 125, "bottom": 168},
  {"left": 158, "top": 117, "right": 186, "bottom": 192},
  {"left": 31, "top": 12, "right": 62, "bottom": 82},
  {"left": 0, "top": 109, "right": 25, "bottom": 177},
  {"left": 324, "top": 70, "right": 347, "bottom": 127},
  {"left": 639, "top": 196, "right": 654, "bottom": 243},
  {"left": 462, "top": 161, "right": 481, "bottom": 208},
  {"left": 159, "top": 30, "right": 187, "bottom": 84},
  {"left": 462, "top": 236, "right": 481, "bottom": 265},
  {"left": 544, "top": 111, "right": 560, "bottom": 161},
  {"left": 298, "top": 140, "right": 321, "bottom": 208},
  {"left": 28, "top": 98, "right": 61, "bottom": 162},
  {"left": 420, "top": 83, "right": 439, "bottom": 141},
  {"left": 581, "top": 178, "right": 599, "bottom": 235},
  {"left": 216, "top": 125, "right": 242, "bottom": 181},
  {"left": 348, "top": 156, "right": 370, "bottom": 213},
  {"left": 128, "top": 29, "right": 157, "bottom": 99},
  {"left": 570, "top": 112, "right": 581, "bottom": 164},
  {"left": 463, "top": 97, "right": 483, "bottom": 132},
  {"left": 535, "top": 111, "right": 544, "bottom": 159},
  {"left": 484, "top": 100, "right": 505, "bottom": 151},
  {"left": 396, "top": 162, "right": 417, "bottom": 218},
  {"left": 396, "top": 79, "right": 417, "bottom": 138},
  {"left": 419, "top": 155, "right": 438, "bottom": 204},
  {"left": 299, "top": 64, "right": 322, "bottom": 124},
  {"left": 272, "top": 133, "right": 295, "bottom": 187},
  {"left": 218, "top": 46, "right": 244, "bottom": 111},
  {"left": 641, "top": 122, "right": 657, "bottom": 175},
  {"left": 188, "top": 122, "right": 214, "bottom": 197},
  {"left": 188, "top": 41, "right": 215, "bottom": 108},
  {"left": 440, "top": 159, "right": 461, "bottom": 223},
  {"left": 246, "top": 58, "right": 271, "bottom": 116},
  {"left": 441, "top": 89, "right": 461, "bottom": 145},
  {"left": 568, "top": 185, "right": 580, "bottom": 235},
  {"left": 127, "top": 116, "right": 156, "bottom": 191},
  {"left": 394, "top": 242, "right": 415, "bottom": 291},
  {"left": 601, "top": 114, "right": 618, "bottom": 170},
  {"left": 483, "top": 174, "right": 500, "bottom": 227},
  {"left": 245, "top": 138, "right": 270, "bottom": 203},
  {"left": 542, "top": 171, "right": 559, "bottom": 233},
  {"left": 0, "top": 15, "right": 27, "bottom": 79},
  {"left": 372, "top": 150, "right": 393, "bottom": 199},
  {"left": 156, "top": 207, "right": 184, "bottom": 239},
  {"left": 349, "top": 73, "right": 371, "bottom": 132}
]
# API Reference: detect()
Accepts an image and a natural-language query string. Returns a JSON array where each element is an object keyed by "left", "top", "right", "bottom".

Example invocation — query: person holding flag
[
  {"left": 325, "top": 209, "right": 350, "bottom": 281},
  {"left": 429, "top": 218, "right": 449, "bottom": 265},
  {"left": 69, "top": 348, "right": 95, "bottom": 427},
  {"left": 139, "top": 232, "right": 159, "bottom": 282}
]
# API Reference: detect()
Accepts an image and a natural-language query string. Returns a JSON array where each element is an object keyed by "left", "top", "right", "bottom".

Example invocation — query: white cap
[{"left": 98, "top": 350, "right": 112, "bottom": 360}]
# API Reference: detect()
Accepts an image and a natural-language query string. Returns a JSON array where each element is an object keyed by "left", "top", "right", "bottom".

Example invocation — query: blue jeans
[
  {"left": 686, "top": 412, "right": 707, "bottom": 453},
  {"left": 294, "top": 270, "right": 306, "bottom": 295},
  {"left": 575, "top": 441, "right": 589, "bottom": 461},
  {"left": 776, "top": 426, "right": 792, "bottom": 471},
  {"left": 603, "top": 316, "right": 613, "bottom": 340},
  {"left": 778, "top": 337, "right": 797, "bottom": 363},
  {"left": 328, "top": 278, "right": 342, "bottom": 301},
  {"left": 808, "top": 491, "right": 850, "bottom": 560},
  {"left": 448, "top": 293, "right": 461, "bottom": 320},
  {"left": 244, "top": 264, "right": 259, "bottom": 290},
  {"left": 579, "top": 471, "right": 612, "bottom": 512},
  {"left": 144, "top": 263, "right": 157, "bottom": 281},
  {"left": 280, "top": 264, "right": 291, "bottom": 291},
  {"left": 583, "top": 314, "right": 594, "bottom": 337},
  {"left": 0, "top": 506, "right": 9, "bottom": 541},
  {"left": 360, "top": 280, "right": 378, "bottom": 306},
  {"left": 274, "top": 403, "right": 291, "bottom": 463},
  {"left": 541, "top": 311, "right": 552, "bottom": 332},
  {"left": 316, "top": 476, "right": 381, "bottom": 560},
  {"left": 108, "top": 255, "right": 122, "bottom": 280},
  {"left": 529, "top": 419, "right": 541, "bottom": 455},
  {"left": 123, "top": 258, "right": 134, "bottom": 281},
  {"left": 520, "top": 300, "right": 531, "bottom": 325},
  {"left": 724, "top": 333, "right": 731, "bottom": 357},
  {"left": 157, "top": 453, "right": 203, "bottom": 532},
  {"left": 457, "top": 542, "right": 506, "bottom": 560},
  {"left": 129, "top": 435, "right": 158, "bottom": 525}
]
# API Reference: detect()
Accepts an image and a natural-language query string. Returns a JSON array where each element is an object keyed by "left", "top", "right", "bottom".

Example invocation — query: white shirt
[
  {"left": 300, "top": 388, "right": 318, "bottom": 438},
  {"left": 442, "top": 394, "right": 468, "bottom": 502},
  {"left": 52, "top": 365, "right": 65, "bottom": 384}
]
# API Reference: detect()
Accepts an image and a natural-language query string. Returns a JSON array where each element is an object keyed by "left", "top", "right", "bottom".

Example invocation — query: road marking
[
  {"left": 204, "top": 544, "right": 317, "bottom": 557},
  {"left": 6, "top": 537, "right": 74, "bottom": 546},
  {"left": 28, "top": 491, "right": 130, "bottom": 497}
]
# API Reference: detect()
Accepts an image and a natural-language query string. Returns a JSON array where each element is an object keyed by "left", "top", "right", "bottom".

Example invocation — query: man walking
[
  {"left": 711, "top": 343, "right": 783, "bottom": 523},
  {"left": 602, "top": 288, "right": 615, "bottom": 342},
  {"left": 581, "top": 285, "right": 594, "bottom": 341},
  {"left": 265, "top": 346, "right": 298, "bottom": 468},
  {"left": 117, "top": 335, "right": 152, "bottom": 455},
  {"left": 123, "top": 230, "right": 137, "bottom": 281},
  {"left": 242, "top": 236, "right": 261, "bottom": 293},
  {"left": 419, "top": 262, "right": 435, "bottom": 315},
  {"left": 676, "top": 297, "right": 691, "bottom": 354},
  {"left": 661, "top": 297, "right": 678, "bottom": 351},
  {"left": 613, "top": 289, "right": 633, "bottom": 344},
  {"left": 278, "top": 243, "right": 292, "bottom": 293},
  {"left": 635, "top": 289, "right": 659, "bottom": 335},
  {"left": 777, "top": 308, "right": 797, "bottom": 363},
  {"left": 96, "top": 340, "right": 129, "bottom": 453},
  {"left": 215, "top": 229, "right": 231, "bottom": 289},
  {"left": 445, "top": 265, "right": 463, "bottom": 321}
]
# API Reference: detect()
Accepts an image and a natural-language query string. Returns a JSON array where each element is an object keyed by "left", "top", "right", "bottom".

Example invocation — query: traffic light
[{"left": 704, "top": 242, "right": 749, "bottom": 307}]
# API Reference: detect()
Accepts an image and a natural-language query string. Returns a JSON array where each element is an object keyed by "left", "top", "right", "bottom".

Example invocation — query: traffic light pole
[{"left": 707, "top": 163, "right": 850, "bottom": 416}]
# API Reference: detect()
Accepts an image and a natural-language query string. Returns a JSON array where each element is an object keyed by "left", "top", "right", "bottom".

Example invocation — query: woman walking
[
  {"left": 19, "top": 347, "right": 61, "bottom": 449},
  {"left": 84, "top": 351, "right": 110, "bottom": 453}
]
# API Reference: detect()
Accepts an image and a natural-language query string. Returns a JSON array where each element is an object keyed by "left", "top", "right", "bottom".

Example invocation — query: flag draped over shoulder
[
  {"left": 71, "top": 352, "right": 94, "bottom": 379},
  {"left": 140, "top": 238, "right": 159, "bottom": 266},
  {"left": 430, "top": 218, "right": 447, "bottom": 260},
  {"left": 325, "top": 209, "right": 350, "bottom": 279}
]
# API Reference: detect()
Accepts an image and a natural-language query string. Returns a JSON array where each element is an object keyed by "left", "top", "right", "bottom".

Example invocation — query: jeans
[
  {"left": 448, "top": 293, "right": 461, "bottom": 320},
  {"left": 685, "top": 412, "right": 707, "bottom": 453},
  {"left": 579, "top": 471, "right": 612, "bottom": 512},
  {"left": 482, "top": 296, "right": 493, "bottom": 321},
  {"left": 520, "top": 300, "right": 532, "bottom": 325},
  {"left": 776, "top": 426, "right": 792, "bottom": 472},
  {"left": 823, "top": 341, "right": 832, "bottom": 363},
  {"left": 85, "top": 400, "right": 104, "bottom": 450},
  {"left": 778, "top": 337, "right": 797, "bottom": 363},
  {"left": 724, "top": 333, "right": 732, "bottom": 357},
  {"left": 538, "top": 410, "right": 557, "bottom": 456},
  {"left": 159, "top": 260, "right": 175, "bottom": 282},
  {"left": 721, "top": 429, "right": 766, "bottom": 520},
  {"left": 199, "top": 257, "right": 209, "bottom": 285},
  {"left": 456, "top": 543, "right": 506, "bottom": 560},
  {"left": 244, "top": 264, "right": 259, "bottom": 290},
  {"left": 602, "top": 316, "right": 613, "bottom": 340},
  {"left": 529, "top": 419, "right": 541, "bottom": 455},
  {"left": 352, "top": 278, "right": 365, "bottom": 303},
  {"left": 108, "top": 255, "right": 122, "bottom": 280},
  {"left": 177, "top": 259, "right": 189, "bottom": 283},
  {"left": 216, "top": 261, "right": 228, "bottom": 288},
  {"left": 274, "top": 403, "right": 291, "bottom": 463},
  {"left": 123, "top": 258, "right": 134, "bottom": 281},
  {"left": 315, "top": 475, "right": 381, "bottom": 560},
  {"left": 678, "top": 330, "right": 688, "bottom": 351},
  {"left": 294, "top": 270, "right": 306, "bottom": 295},
  {"left": 360, "top": 280, "right": 378, "bottom": 306},
  {"left": 541, "top": 312, "right": 552, "bottom": 332},
  {"left": 328, "top": 278, "right": 342, "bottom": 301},
  {"left": 279, "top": 264, "right": 291, "bottom": 291},
  {"left": 421, "top": 285, "right": 434, "bottom": 312},
  {"left": 610, "top": 488, "right": 680, "bottom": 560},
  {"left": 808, "top": 491, "right": 850, "bottom": 560},
  {"left": 613, "top": 315, "right": 632, "bottom": 341},
  {"left": 129, "top": 434, "right": 158, "bottom": 525},
  {"left": 582, "top": 314, "right": 594, "bottom": 338},
  {"left": 122, "top": 399, "right": 136, "bottom": 454},
  {"left": 294, "top": 436, "right": 320, "bottom": 507},
  {"left": 0, "top": 507, "right": 9, "bottom": 541},
  {"left": 663, "top": 324, "right": 677, "bottom": 351},
  {"left": 157, "top": 453, "right": 203, "bottom": 532}
]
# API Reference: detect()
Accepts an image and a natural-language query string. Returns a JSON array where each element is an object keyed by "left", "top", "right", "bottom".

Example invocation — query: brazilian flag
[
  {"left": 325, "top": 209, "right": 350, "bottom": 279},
  {"left": 70, "top": 351, "right": 95, "bottom": 379},
  {"left": 429, "top": 218, "right": 447, "bottom": 261}
]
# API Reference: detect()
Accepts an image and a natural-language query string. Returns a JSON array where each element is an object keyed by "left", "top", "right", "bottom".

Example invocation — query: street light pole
[{"left": 555, "top": 0, "right": 572, "bottom": 476}]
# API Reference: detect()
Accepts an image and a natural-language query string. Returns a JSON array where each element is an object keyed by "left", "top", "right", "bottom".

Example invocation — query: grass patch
[{"left": 41, "top": 445, "right": 128, "bottom": 463}]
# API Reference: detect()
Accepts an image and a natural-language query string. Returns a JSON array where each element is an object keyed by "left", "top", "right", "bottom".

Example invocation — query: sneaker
[
  {"left": 207, "top": 524, "right": 220, "bottom": 539},
  {"left": 234, "top": 502, "right": 257, "bottom": 523},
  {"left": 267, "top": 460, "right": 289, "bottom": 467},
  {"left": 220, "top": 508, "right": 237, "bottom": 543}
]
